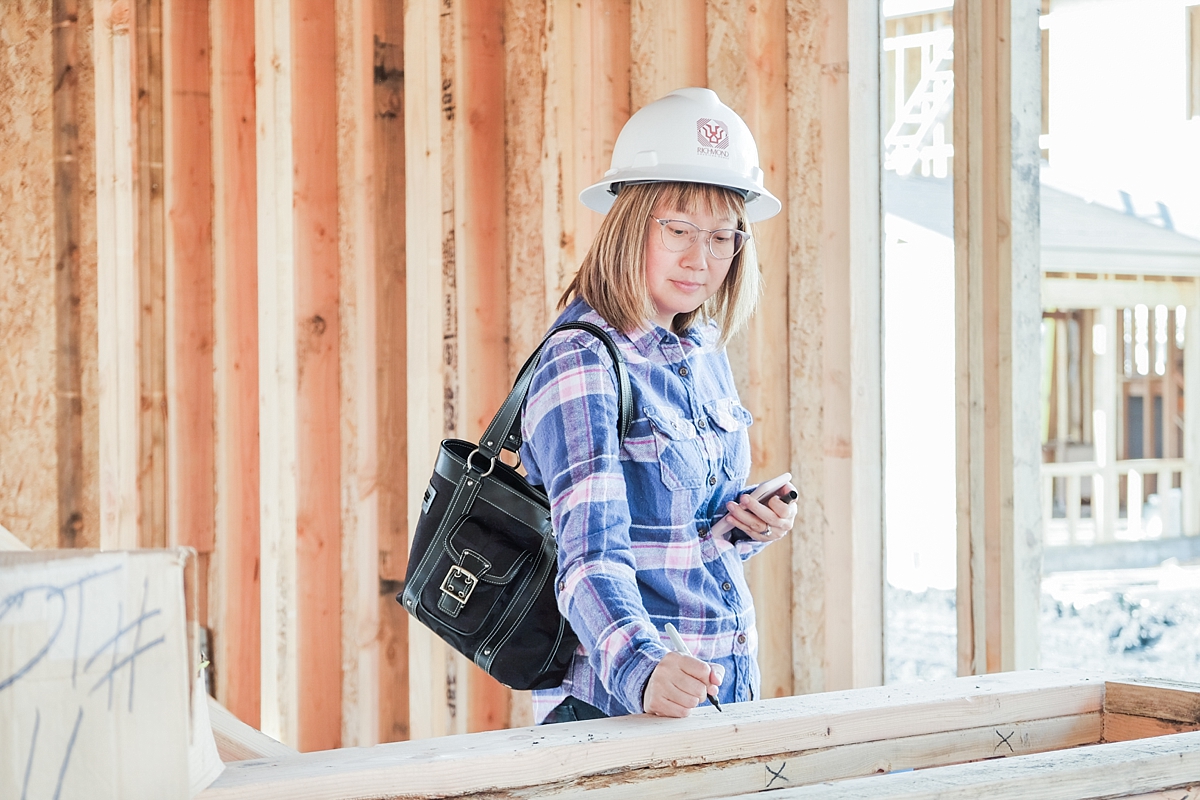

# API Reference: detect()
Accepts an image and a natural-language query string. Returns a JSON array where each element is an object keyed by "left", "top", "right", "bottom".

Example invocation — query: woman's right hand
[{"left": 643, "top": 652, "right": 723, "bottom": 717}]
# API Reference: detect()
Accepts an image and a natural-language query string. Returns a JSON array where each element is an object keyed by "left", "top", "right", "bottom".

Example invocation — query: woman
[{"left": 520, "top": 88, "right": 796, "bottom": 724}]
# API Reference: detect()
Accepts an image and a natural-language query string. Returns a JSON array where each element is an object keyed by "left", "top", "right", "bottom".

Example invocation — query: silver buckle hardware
[{"left": 440, "top": 564, "right": 478, "bottom": 605}]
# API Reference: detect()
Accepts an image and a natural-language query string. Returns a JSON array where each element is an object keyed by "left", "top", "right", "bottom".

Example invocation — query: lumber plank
[
  {"left": 197, "top": 671, "right": 1105, "bottom": 799},
  {"left": 456, "top": 0, "right": 511, "bottom": 734},
  {"left": 372, "top": 0, "right": 409, "bottom": 744},
  {"left": 211, "top": 0, "right": 261, "bottom": 729},
  {"left": 293, "top": 0, "right": 343, "bottom": 753},
  {"left": 516, "top": 714, "right": 1101, "bottom": 800},
  {"left": 54, "top": 0, "right": 88, "bottom": 549},
  {"left": 134, "top": 0, "right": 168, "bottom": 550},
  {"left": 164, "top": 0, "right": 214, "bottom": 561},
  {"left": 952, "top": 0, "right": 1043, "bottom": 675},
  {"left": 404, "top": 0, "right": 460, "bottom": 741},
  {"left": 786, "top": 0, "right": 828, "bottom": 697},
  {"left": 706, "top": 0, "right": 795, "bottom": 699},
  {"left": 96, "top": 0, "right": 141, "bottom": 551},
  {"left": 1113, "top": 784, "right": 1200, "bottom": 800},
  {"left": 255, "top": 0, "right": 301, "bottom": 749},
  {"left": 723, "top": 730, "right": 1200, "bottom": 800},
  {"left": 1105, "top": 713, "right": 1200, "bottom": 744},
  {"left": 209, "top": 697, "right": 300, "bottom": 763},
  {"left": 1106, "top": 679, "right": 1200, "bottom": 726},
  {"left": 335, "top": 0, "right": 381, "bottom": 748}
]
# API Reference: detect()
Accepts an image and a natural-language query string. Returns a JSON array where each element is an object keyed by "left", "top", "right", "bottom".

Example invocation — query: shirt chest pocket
[
  {"left": 643, "top": 406, "right": 706, "bottom": 491},
  {"left": 704, "top": 398, "right": 753, "bottom": 481}
]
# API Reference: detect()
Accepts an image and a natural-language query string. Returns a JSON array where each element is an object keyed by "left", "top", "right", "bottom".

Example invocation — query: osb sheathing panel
[{"left": 1, "top": 3, "right": 57, "bottom": 548}]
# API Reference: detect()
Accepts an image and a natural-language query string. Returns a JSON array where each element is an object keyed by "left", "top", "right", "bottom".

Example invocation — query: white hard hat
[{"left": 580, "top": 87, "right": 781, "bottom": 223}]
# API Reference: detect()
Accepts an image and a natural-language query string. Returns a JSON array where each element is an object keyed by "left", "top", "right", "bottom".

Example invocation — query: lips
[{"left": 671, "top": 280, "right": 704, "bottom": 293}]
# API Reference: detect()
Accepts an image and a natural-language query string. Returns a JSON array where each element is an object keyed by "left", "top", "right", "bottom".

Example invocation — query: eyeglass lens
[{"left": 658, "top": 219, "right": 746, "bottom": 259}]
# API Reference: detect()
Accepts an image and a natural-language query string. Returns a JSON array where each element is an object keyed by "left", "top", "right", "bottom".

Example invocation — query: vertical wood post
[
  {"left": 1096, "top": 306, "right": 1118, "bottom": 542},
  {"left": 953, "top": 0, "right": 1042, "bottom": 675},
  {"left": 211, "top": 0, "right": 261, "bottom": 728},
  {"left": 1184, "top": 292, "right": 1200, "bottom": 534},
  {"left": 707, "top": 0, "right": 794, "bottom": 700},
  {"left": 336, "top": 0, "right": 381, "bottom": 747},
  {"left": 373, "top": 0, "right": 410, "bottom": 744},
  {"left": 786, "top": 0, "right": 884, "bottom": 694},
  {"left": 164, "top": 0, "right": 214, "bottom": 619},
  {"left": 96, "top": 0, "right": 141, "bottom": 551},
  {"left": 630, "top": 0, "right": 707, "bottom": 109}
]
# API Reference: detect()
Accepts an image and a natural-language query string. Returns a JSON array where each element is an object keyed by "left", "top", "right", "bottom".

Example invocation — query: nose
[{"left": 680, "top": 234, "right": 710, "bottom": 268}]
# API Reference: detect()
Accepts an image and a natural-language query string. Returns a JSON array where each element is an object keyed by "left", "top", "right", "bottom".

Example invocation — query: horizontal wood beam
[{"left": 197, "top": 671, "right": 1105, "bottom": 800}]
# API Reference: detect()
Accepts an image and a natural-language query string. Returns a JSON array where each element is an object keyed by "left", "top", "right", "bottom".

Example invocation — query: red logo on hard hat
[{"left": 697, "top": 119, "right": 729, "bottom": 150}]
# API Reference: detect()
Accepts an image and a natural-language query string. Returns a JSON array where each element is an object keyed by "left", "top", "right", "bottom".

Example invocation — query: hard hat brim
[{"left": 579, "top": 171, "right": 782, "bottom": 224}]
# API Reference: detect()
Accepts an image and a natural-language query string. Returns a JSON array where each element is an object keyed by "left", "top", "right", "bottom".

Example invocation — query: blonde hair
[{"left": 560, "top": 182, "right": 760, "bottom": 344}]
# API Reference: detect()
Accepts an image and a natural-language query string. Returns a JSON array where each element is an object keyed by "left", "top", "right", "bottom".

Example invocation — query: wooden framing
[
  {"left": 953, "top": 0, "right": 1043, "bottom": 675},
  {"left": 196, "top": 672, "right": 1200, "bottom": 800},
  {"left": 210, "top": 0, "right": 262, "bottom": 729},
  {"left": 786, "top": 0, "right": 884, "bottom": 693}
]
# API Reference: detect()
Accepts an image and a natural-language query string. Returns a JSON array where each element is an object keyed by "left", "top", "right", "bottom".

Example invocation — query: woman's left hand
[{"left": 724, "top": 481, "right": 798, "bottom": 542}]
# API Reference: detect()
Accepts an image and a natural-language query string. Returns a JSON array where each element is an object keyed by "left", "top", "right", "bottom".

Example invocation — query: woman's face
[{"left": 644, "top": 201, "right": 737, "bottom": 330}]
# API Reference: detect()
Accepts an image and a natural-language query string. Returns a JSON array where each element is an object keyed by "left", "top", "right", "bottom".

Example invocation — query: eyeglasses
[{"left": 652, "top": 217, "right": 750, "bottom": 260}]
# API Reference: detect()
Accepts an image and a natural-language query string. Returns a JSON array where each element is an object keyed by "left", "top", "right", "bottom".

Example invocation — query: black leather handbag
[{"left": 400, "top": 321, "right": 632, "bottom": 691}]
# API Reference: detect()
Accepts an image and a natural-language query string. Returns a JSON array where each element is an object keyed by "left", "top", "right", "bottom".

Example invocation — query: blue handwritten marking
[
  {"left": 21, "top": 708, "right": 39, "bottom": 800},
  {"left": 128, "top": 578, "right": 149, "bottom": 712},
  {"left": 89, "top": 636, "right": 167, "bottom": 701},
  {"left": 83, "top": 607, "right": 164, "bottom": 674},
  {"left": 52, "top": 707, "right": 84, "bottom": 800},
  {"left": 0, "top": 564, "right": 122, "bottom": 694},
  {"left": 0, "top": 587, "right": 66, "bottom": 693}
]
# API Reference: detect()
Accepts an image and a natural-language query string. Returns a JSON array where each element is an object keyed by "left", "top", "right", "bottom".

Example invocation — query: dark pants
[{"left": 541, "top": 695, "right": 609, "bottom": 724}]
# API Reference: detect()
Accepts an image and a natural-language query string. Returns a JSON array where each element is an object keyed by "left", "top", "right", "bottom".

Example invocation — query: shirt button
[
  {"left": 697, "top": 418, "right": 706, "bottom": 428},
  {"left": 678, "top": 366, "right": 689, "bottom": 377},
  {"left": 708, "top": 475, "right": 717, "bottom": 486},
  {"left": 722, "top": 581, "right": 732, "bottom": 591},
  {"left": 737, "top": 633, "right": 747, "bottom": 644},
  {"left": 698, "top": 526, "right": 710, "bottom": 539}
]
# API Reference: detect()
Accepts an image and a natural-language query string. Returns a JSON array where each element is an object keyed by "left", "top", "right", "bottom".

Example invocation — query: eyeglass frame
[{"left": 650, "top": 216, "right": 751, "bottom": 260}]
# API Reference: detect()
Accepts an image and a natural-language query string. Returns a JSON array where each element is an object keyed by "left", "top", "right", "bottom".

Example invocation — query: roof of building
[{"left": 885, "top": 171, "right": 1200, "bottom": 276}]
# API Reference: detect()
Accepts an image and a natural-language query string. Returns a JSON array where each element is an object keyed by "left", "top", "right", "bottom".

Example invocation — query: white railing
[
  {"left": 1041, "top": 458, "right": 1189, "bottom": 545},
  {"left": 883, "top": 28, "right": 955, "bottom": 176}
]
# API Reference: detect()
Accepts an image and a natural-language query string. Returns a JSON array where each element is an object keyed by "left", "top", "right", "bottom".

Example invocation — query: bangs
[{"left": 655, "top": 182, "right": 745, "bottom": 226}]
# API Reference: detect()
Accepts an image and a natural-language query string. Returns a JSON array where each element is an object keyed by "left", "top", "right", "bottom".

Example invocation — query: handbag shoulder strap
[{"left": 475, "top": 320, "right": 632, "bottom": 463}]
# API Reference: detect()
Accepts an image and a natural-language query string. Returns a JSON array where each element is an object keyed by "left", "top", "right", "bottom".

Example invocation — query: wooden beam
[
  {"left": 55, "top": 0, "right": 88, "bottom": 549},
  {"left": 1105, "top": 680, "right": 1200, "bottom": 726},
  {"left": 953, "top": 0, "right": 1043, "bottom": 675},
  {"left": 405, "top": 0, "right": 464, "bottom": 741},
  {"left": 164, "top": 0, "right": 214, "bottom": 574},
  {"left": 335, "top": 0, "right": 380, "bottom": 748},
  {"left": 196, "top": 671, "right": 1107, "bottom": 800},
  {"left": 1183, "top": 288, "right": 1200, "bottom": 534},
  {"left": 707, "top": 0, "right": 794, "bottom": 700},
  {"left": 735, "top": 731, "right": 1200, "bottom": 800},
  {"left": 135, "top": 0, "right": 168, "bottom": 550},
  {"left": 372, "top": 0, "right": 409, "bottom": 743},
  {"left": 208, "top": 697, "right": 300, "bottom": 763},
  {"left": 255, "top": 0, "right": 301, "bottom": 748},
  {"left": 786, "top": 0, "right": 884, "bottom": 694},
  {"left": 292, "top": 0, "right": 343, "bottom": 753},
  {"left": 96, "top": 0, "right": 141, "bottom": 551},
  {"left": 456, "top": 0, "right": 511, "bottom": 735},
  {"left": 211, "top": 0, "right": 261, "bottom": 729}
]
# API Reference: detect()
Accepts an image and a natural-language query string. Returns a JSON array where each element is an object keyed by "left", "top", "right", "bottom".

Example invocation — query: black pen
[{"left": 664, "top": 623, "right": 723, "bottom": 712}]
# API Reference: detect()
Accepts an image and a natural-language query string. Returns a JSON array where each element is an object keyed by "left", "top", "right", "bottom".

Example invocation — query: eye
[
  {"left": 711, "top": 230, "right": 736, "bottom": 244},
  {"left": 665, "top": 223, "right": 694, "bottom": 238}
]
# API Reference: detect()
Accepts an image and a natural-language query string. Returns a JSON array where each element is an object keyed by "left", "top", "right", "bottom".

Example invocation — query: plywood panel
[
  {"left": 0, "top": 1, "right": 57, "bottom": 548},
  {"left": 630, "top": 0, "right": 707, "bottom": 110},
  {"left": 211, "top": 0, "right": 261, "bottom": 729}
]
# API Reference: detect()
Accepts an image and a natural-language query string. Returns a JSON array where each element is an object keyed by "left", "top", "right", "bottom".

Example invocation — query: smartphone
[{"left": 710, "top": 472, "right": 793, "bottom": 538}]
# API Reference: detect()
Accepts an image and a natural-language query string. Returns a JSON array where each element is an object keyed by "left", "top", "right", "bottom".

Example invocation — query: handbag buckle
[{"left": 440, "top": 564, "right": 478, "bottom": 605}]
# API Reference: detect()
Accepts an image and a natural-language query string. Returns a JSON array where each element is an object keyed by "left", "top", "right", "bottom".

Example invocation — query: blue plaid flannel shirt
[{"left": 521, "top": 298, "right": 771, "bottom": 722}]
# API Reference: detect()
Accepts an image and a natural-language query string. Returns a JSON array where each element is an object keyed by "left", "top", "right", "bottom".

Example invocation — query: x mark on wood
[
  {"left": 766, "top": 762, "right": 790, "bottom": 788},
  {"left": 995, "top": 729, "right": 1016, "bottom": 753}
]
